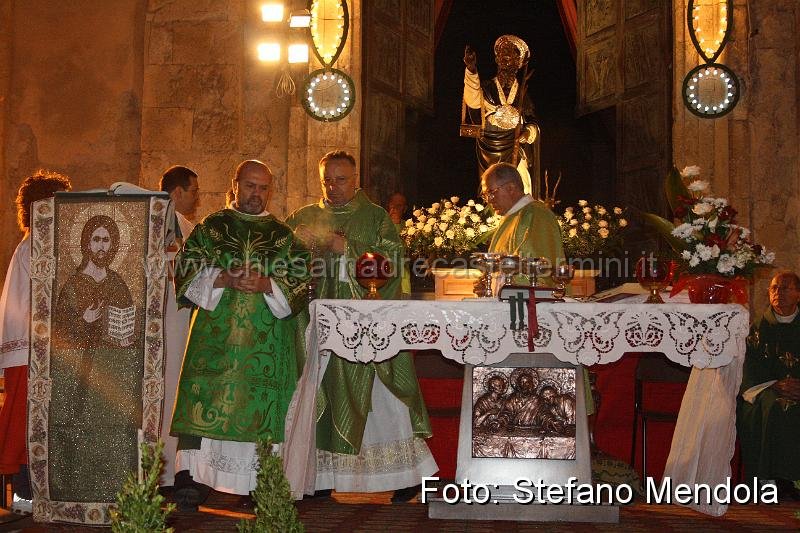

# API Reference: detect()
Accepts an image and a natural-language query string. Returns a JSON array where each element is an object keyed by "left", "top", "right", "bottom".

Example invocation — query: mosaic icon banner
[{"left": 28, "top": 193, "right": 171, "bottom": 525}]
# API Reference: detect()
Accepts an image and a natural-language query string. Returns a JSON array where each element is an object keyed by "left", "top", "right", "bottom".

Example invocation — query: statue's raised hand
[{"left": 463, "top": 45, "right": 477, "bottom": 74}]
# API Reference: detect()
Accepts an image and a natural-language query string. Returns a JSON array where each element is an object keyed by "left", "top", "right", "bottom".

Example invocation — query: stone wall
[
  {"left": 0, "top": 0, "right": 147, "bottom": 270},
  {"left": 0, "top": 0, "right": 363, "bottom": 272},
  {"left": 672, "top": 0, "right": 800, "bottom": 311}
]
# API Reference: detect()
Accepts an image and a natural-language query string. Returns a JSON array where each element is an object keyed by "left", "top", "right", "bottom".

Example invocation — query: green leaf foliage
[
  {"left": 665, "top": 166, "right": 690, "bottom": 215},
  {"left": 110, "top": 440, "right": 175, "bottom": 533},
  {"left": 641, "top": 213, "right": 688, "bottom": 254},
  {"left": 238, "top": 439, "right": 304, "bottom": 533}
]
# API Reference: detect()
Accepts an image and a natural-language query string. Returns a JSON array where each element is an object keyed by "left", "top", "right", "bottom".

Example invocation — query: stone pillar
[{"left": 672, "top": 0, "right": 799, "bottom": 310}]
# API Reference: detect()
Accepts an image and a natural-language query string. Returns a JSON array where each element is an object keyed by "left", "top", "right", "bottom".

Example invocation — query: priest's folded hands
[{"left": 213, "top": 267, "right": 273, "bottom": 295}]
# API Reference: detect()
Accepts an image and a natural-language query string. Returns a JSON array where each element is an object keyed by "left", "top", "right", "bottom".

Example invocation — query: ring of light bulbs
[
  {"left": 301, "top": 68, "right": 355, "bottom": 122},
  {"left": 682, "top": 0, "right": 739, "bottom": 118},
  {"left": 682, "top": 63, "right": 739, "bottom": 118}
]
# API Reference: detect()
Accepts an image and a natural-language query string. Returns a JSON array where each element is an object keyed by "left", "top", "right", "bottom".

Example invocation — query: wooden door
[
  {"left": 361, "top": 0, "right": 435, "bottom": 206},
  {"left": 577, "top": 0, "right": 672, "bottom": 219}
]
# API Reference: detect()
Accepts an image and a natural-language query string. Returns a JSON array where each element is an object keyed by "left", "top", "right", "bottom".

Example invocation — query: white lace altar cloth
[
  {"left": 284, "top": 296, "right": 749, "bottom": 517},
  {"left": 310, "top": 298, "right": 748, "bottom": 367}
]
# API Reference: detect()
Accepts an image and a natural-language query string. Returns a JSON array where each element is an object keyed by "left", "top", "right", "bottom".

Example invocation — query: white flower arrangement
[
  {"left": 401, "top": 196, "right": 498, "bottom": 258},
  {"left": 663, "top": 166, "right": 774, "bottom": 277},
  {"left": 557, "top": 202, "right": 628, "bottom": 258}
]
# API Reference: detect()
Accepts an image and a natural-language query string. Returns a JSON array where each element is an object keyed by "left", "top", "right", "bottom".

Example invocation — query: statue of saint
[{"left": 463, "top": 35, "right": 541, "bottom": 196}]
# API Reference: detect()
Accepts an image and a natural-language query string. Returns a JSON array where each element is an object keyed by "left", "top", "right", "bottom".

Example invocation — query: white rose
[
  {"left": 581, "top": 222, "right": 590, "bottom": 231},
  {"left": 432, "top": 202, "right": 441, "bottom": 210},
  {"left": 427, "top": 207, "right": 436, "bottom": 214},
  {"left": 584, "top": 213, "right": 592, "bottom": 221},
  {"left": 470, "top": 214, "right": 480, "bottom": 223},
  {"left": 424, "top": 226, "right": 432, "bottom": 234},
  {"left": 578, "top": 200, "right": 588, "bottom": 207},
  {"left": 614, "top": 207, "right": 622, "bottom": 214},
  {"left": 465, "top": 228, "right": 476, "bottom": 238},
  {"left": 407, "top": 227, "right": 416, "bottom": 236},
  {"left": 598, "top": 228, "right": 609, "bottom": 238},
  {"left": 564, "top": 212, "right": 574, "bottom": 221},
  {"left": 467, "top": 199, "right": 475, "bottom": 206},
  {"left": 418, "top": 214, "right": 427, "bottom": 223},
  {"left": 475, "top": 204, "right": 484, "bottom": 212},
  {"left": 570, "top": 219, "right": 578, "bottom": 226},
  {"left": 598, "top": 220, "right": 608, "bottom": 228},
  {"left": 671, "top": 223, "right": 694, "bottom": 239},
  {"left": 597, "top": 207, "right": 607, "bottom": 215},
  {"left": 451, "top": 196, "right": 460, "bottom": 204},
  {"left": 479, "top": 224, "right": 489, "bottom": 233},
  {"left": 681, "top": 165, "right": 701, "bottom": 177},
  {"left": 445, "top": 229, "right": 455, "bottom": 239},
  {"left": 687, "top": 180, "right": 709, "bottom": 192},
  {"left": 568, "top": 228, "right": 577, "bottom": 238},
  {"left": 458, "top": 218, "right": 467, "bottom": 225},
  {"left": 716, "top": 254, "right": 735, "bottom": 275},
  {"left": 434, "top": 236, "right": 444, "bottom": 247},
  {"left": 438, "top": 223, "right": 448, "bottom": 231},
  {"left": 415, "top": 222, "right": 424, "bottom": 230},
  {"left": 619, "top": 219, "right": 627, "bottom": 227},
  {"left": 413, "top": 209, "right": 421, "bottom": 217},
  {"left": 405, "top": 219, "right": 413, "bottom": 227},
  {"left": 444, "top": 201, "right": 453, "bottom": 208},
  {"left": 692, "top": 202, "right": 713, "bottom": 215},
  {"left": 440, "top": 212, "right": 451, "bottom": 221},
  {"left": 582, "top": 207, "right": 591, "bottom": 214}
]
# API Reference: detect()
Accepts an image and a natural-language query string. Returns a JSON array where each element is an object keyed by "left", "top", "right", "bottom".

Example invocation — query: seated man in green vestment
[
  {"left": 286, "top": 150, "right": 436, "bottom": 502},
  {"left": 170, "top": 160, "right": 310, "bottom": 509},
  {"left": 738, "top": 271, "right": 800, "bottom": 500}
]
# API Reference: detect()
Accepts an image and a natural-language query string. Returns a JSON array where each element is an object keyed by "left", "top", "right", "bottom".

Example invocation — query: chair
[{"left": 630, "top": 353, "right": 691, "bottom": 480}]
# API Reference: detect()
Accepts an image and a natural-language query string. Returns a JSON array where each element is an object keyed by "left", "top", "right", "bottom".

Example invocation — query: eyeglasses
[{"left": 481, "top": 182, "right": 509, "bottom": 202}]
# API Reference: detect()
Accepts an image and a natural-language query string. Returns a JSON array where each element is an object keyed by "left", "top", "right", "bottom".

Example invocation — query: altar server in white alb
[
  {"left": 0, "top": 170, "right": 72, "bottom": 513},
  {"left": 158, "top": 165, "right": 200, "bottom": 487}
]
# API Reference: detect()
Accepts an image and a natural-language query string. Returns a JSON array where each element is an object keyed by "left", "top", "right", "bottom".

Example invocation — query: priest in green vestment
[
  {"left": 480, "top": 162, "right": 595, "bottom": 416},
  {"left": 738, "top": 271, "right": 800, "bottom": 494},
  {"left": 286, "top": 150, "right": 436, "bottom": 498},
  {"left": 170, "top": 160, "right": 309, "bottom": 504},
  {"left": 480, "top": 162, "right": 563, "bottom": 277}
]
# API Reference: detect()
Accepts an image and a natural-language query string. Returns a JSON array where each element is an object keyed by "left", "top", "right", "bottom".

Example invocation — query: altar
[{"left": 283, "top": 296, "right": 749, "bottom": 518}]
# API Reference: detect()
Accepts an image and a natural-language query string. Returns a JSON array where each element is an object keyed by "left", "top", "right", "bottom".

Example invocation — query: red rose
[
  {"left": 704, "top": 233, "right": 727, "bottom": 250},
  {"left": 718, "top": 206, "right": 737, "bottom": 222},
  {"left": 673, "top": 206, "right": 688, "bottom": 218},
  {"left": 752, "top": 244, "right": 763, "bottom": 256}
]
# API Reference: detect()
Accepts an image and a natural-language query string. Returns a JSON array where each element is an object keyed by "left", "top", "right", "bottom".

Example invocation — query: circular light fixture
[
  {"left": 301, "top": 68, "right": 355, "bottom": 122},
  {"left": 682, "top": 63, "right": 739, "bottom": 118}
]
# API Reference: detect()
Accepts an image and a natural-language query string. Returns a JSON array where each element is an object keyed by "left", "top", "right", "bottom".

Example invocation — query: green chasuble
[
  {"left": 737, "top": 306, "right": 800, "bottom": 480},
  {"left": 489, "top": 196, "right": 564, "bottom": 267},
  {"left": 170, "top": 209, "right": 310, "bottom": 444},
  {"left": 286, "top": 190, "right": 432, "bottom": 454}
]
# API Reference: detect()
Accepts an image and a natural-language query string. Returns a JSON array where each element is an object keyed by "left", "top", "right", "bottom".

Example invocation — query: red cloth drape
[
  {"left": 0, "top": 365, "right": 28, "bottom": 474},
  {"left": 557, "top": 0, "right": 578, "bottom": 60}
]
